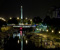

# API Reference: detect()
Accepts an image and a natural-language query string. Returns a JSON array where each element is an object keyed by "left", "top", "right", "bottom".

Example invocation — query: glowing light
[
  {"left": 37, "top": 28, "right": 39, "bottom": 30},
  {"left": 3, "top": 20, "right": 6, "bottom": 21},
  {"left": 17, "top": 17, "right": 19, "bottom": 20},
  {"left": 21, "top": 6, "right": 22, "bottom": 8},
  {"left": 52, "top": 30, "right": 54, "bottom": 33},
  {"left": 46, "top": 29, "right": 48, "bottom": 32},
  {"left": 39, "top": 29, "right": 41, "bottom": 31},
  {"left": 21, "top": 6, "right": 23, "bottom": 19},
  {"left": 25, "top": 17, "right": 27, "bottom": 19},
  {"left": 43, "top": 29, "right": 44, "bottom": 31},
  {"left": 18, "top": 40, "right": 19, "bottom": 44},
  {"left": 9, "top": 17, "right": 12, "bottom": 19},
  {"left": 59, "top": 31, "right": 60, "bottom": 34},
  {"left": 26, "top": 40, "right": 28, "bottom": 44},
  {"left": 30, "top": 19, "right": 32, "bottom": 21}
]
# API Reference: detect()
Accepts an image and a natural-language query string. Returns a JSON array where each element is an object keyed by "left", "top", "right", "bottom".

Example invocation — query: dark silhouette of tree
[
  {"left": 8, "top": 18, "right": 18, "bottom": 24},
  {"left": 28, "top": 20, "right": 31, "bottom": 24},
  {"left": 43, "top": 16, "right": 52, "bottom": 26},
  {"left": 33, "top": 16, "right": 42, "bottom": 24},
  {"left": 0, "top": 20, "right": 4, "bottom": 31},
  {"left": 0, "top": 20, "right": 7, "bottom": 27},
  {"left": 51, "top": 18, "right": 60, "bottom": 27}
]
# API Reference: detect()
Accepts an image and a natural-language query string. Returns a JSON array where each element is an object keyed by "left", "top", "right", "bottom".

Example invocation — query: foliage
[
  {"left": 7, "top": 17, "right": 19, "bottom": 24},
  {"left": 33, "top": 16, "right": 42, "bottom": 24}
]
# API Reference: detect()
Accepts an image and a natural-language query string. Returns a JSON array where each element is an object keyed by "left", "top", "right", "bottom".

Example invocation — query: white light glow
[
  {"left": 10, "top": 17, "right": 12, "bottom": 19},
  {"left": 26, "top": 40, "right": 28, "bottom": 44},
  {"left": 30, "top": 19, "right": 32, "bottom": 21},
  {"left": 52, "top": 30, "right": 54, "bottom": 33},
  {"left": 59, "top": 31, "right": 60, "bottom": 34},
  {"left": 18, "top": 40, "right": 19, "bottom": 44},
  {"left": 46, "top": 29, "right": 48, "bottom": 32},
  {"left": 37, "top": 28, "right": 39, "bottom": 30},
  {"left": 17, "top": 17, "right": 19, "bottom": 20},
  {"left": 25, "top": 17, "right": 27, "bottom": 19}
]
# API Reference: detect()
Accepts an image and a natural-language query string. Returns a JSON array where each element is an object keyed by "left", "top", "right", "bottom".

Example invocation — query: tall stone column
[{"left": 21, "top": 6, "right": 23, "bottom": 23}]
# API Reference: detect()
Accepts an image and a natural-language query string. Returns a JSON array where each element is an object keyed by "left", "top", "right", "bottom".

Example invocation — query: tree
[
  {"left": 0, "top": 19, "right": 7, "bottom": 32},
  {"left": 0, "top": 20, "right": 7, "bottom": 27},
  {"left": 7, "top": 18, "right": 19, "bottom": 25},
  {"left": 33, "top": 16, "right": 42, "bottom": 24},
  {"left": 28, "top": 20, "right": 31, "bottom": 24},
  {"left": 43, "top": 15, "right": 52, "bottom": 25}
]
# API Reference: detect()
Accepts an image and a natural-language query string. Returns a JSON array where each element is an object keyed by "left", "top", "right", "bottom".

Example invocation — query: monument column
[{"left": 21, "top": 6, "right": 23, "bottom": 23}]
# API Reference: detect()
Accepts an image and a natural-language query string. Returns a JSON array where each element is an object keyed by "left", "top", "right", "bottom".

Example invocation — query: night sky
[{"left": 0, "top": 0, "right": 60, "bottom": 19}]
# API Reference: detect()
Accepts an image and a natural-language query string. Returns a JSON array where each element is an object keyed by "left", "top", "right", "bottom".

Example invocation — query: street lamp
[
  {"left": 37, "top": 28, "right": 39, "bottom": 30},
  {"left": 18, "top": 40, "right": 20, "bottom": 44},
  {"left": 26, "top": 40, "right": 28, "bottom": 44},
  {"left": 46, "top": 29, "right": 48, "bottom": 32},
  {"left": 9, "top": 17, "right": 12, "bottom": 19},
  {"left": 30, "top": 19, "right": 32, "bottom": 24},
  {"left": 59, "top": 31, "right": 60, "bottom": 34},
  {"left": 17, "top": 17, "right": 19, "bottom": 20},
  {"left": 30, "top": 19, "right": 32, "bottom": 21},
  {"left": 25, "top": 17, "right": 27, "bottom": 19},
  {"left": 52, "top": 30, "right": 54, "bottom": 33}
]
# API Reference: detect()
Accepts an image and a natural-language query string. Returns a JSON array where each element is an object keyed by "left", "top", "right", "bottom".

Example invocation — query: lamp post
[
  {"left": 17, "top": 17, "right": 19, "bottom": 20},
  {"left": 25, "top": 17, "right": 27, "bottom": 20},
  {"left": 59, "top": 31, "right": 60, "bottom": 34},
  {"left": 52, "top": 30, "right": 54, "bottom": 33},
  {"left": 30, "top": 19, "right": 32, "bottom": 24},
  {"left": 9, "top": 17, "right": 12, "bottom": 20},
  {"left": 46, "top": 29, "right": 48, "bottom": 32}
]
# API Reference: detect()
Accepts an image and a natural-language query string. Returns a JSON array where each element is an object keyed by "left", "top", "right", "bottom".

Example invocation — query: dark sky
[{"left": 0, "top": 0, "right": 60, "bottom": 19}]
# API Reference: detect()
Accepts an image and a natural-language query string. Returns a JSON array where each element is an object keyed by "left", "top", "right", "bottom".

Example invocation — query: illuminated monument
[
  {"left": 8, "top": 5, "right": 35, "bottom": 50},
  {"left": 21, "top": 6, "right": 23, "bottom": 23},
  {"left": 19, "top": 6, "right": 23, "bottom": 25}
]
